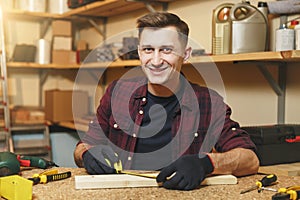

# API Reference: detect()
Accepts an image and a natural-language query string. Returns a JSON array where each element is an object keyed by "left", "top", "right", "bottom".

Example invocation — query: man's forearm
[
  {"left": 208, "top": 148, "right": 259, "bottom": 176},
  {"left": 74, "top": 143, "right": 90, "bottom": 167}
]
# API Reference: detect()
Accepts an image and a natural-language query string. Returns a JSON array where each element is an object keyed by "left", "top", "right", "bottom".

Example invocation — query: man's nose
[{"left": 151, "top": 51, "right": 163, "bottom": 66}]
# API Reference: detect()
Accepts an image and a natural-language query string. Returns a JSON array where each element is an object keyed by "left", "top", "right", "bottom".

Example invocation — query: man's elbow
[{"left": 233, "top": 149, "right": 260, "bottom": 177}]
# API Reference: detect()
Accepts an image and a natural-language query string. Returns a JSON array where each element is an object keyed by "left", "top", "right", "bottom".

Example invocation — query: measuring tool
[
  {"left": 28, "top": 169, "right": 72, "bottom": 185},
  {"left": 240, "top": 174, "right": 277, "bottom": 194},
  {"left": 272, "top": 186, "right": 300, "bottom": 200}
]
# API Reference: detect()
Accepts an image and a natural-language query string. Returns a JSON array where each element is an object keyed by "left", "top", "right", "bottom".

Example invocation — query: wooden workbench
[{"left": 11, "top": 167, "right": 299, "bottom": 200}]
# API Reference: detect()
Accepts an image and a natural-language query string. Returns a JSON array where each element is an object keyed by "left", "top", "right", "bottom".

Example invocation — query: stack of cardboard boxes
[{"left": 51, "top": 20, "right": 77, "bottom": 64}]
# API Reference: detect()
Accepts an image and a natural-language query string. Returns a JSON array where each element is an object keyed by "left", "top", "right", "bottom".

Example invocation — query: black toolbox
[{"left": 242, "top": 124, "right": 300, "bottom": 166}]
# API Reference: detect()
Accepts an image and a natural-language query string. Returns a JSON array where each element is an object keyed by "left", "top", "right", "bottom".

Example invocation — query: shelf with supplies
[
  {"left": 4, "top": 0, "right": 173, "bottom": 20},
  {"left": 6, "top": 50, "right": 300, "bottom": 70}
]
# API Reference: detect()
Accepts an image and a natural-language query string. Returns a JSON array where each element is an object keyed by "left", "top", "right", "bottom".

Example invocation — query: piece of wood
[
  {"left": 259, "top": 162, "right": 300, "bottom": 176},
  {"left": 75, "top": 174, "right": 237, "bottom": 189}
]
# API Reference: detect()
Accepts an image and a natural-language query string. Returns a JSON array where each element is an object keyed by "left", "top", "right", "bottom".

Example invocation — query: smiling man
[{"left": 74, "top": 12, "right": 259, "bottom": 191}]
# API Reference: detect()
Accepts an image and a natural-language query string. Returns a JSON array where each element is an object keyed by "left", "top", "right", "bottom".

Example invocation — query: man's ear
[{"left": 183, "top": 47, "right": 192, "bottom": 62}]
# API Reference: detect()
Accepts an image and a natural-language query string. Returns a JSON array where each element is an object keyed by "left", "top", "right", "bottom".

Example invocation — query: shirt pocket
[{"left": 108, "top": 116, "right": 132, "bottom": 142}]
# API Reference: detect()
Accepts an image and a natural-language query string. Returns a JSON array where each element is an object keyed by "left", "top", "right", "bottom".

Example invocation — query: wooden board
[
  {"left": 259, "top": 162, "right": 300, "bottom": 176},
  {"left": 75, "top": 174, "right": 237, "bottom": 189}
]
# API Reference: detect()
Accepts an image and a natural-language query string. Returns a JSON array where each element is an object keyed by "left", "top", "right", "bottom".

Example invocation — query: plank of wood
[
  {"left": 75, "top": 174, "right": 237, "bottom": 189},
  {"left": 259, "top": 162, "right": 300, "bottom": 176}
]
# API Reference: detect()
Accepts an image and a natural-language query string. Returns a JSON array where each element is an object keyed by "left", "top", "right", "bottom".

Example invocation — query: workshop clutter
[
  {"left": 212, "top": 1, "right": 300, "bottom": 54},
  {"left": 212, "top": 1, "right": 268, "bottom": 54},
  {"left": 51, "top": 20, "right": 76, "bottom": 65},
  {"left": 0, "top": 152, "right": 71, "bottom": 200},
  {"left": 45, "top": 90, "right": 89, "bottom": 122}
]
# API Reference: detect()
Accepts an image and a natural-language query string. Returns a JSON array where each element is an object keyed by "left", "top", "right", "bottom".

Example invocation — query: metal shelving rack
[{"left": 0, "top": 6, "right": 12, "bottom": 152}]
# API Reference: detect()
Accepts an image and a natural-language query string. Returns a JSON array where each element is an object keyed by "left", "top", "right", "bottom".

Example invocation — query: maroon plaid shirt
[{"left": 80, "top": 76, "right": 256, "bottom": 169}]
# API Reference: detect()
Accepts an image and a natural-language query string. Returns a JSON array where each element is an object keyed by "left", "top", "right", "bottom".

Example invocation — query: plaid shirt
[{"left": 81, "top": 76, "right": 256, "bottom": 169}]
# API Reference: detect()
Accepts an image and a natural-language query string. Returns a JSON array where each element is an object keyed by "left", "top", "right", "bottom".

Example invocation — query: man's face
[{"left": 138, "top": 26, "right": 190, "bottom": 86}]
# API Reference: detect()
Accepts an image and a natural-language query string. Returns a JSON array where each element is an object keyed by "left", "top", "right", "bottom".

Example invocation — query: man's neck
[{"left": 148, "top": 79, "right": 180, "bottom": 97}]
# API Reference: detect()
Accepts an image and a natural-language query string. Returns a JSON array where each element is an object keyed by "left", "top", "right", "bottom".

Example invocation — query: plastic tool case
[
  {"left": 67, "top": 0, "right": 103, "bottom": 8},
  {"left": 242, "top": 124, "right": 300, "bottom": 166}
]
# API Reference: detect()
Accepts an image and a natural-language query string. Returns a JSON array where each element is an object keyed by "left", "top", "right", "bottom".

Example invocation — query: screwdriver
[{"left": 240, "top": 174, "right": 277, "bottom": 194}]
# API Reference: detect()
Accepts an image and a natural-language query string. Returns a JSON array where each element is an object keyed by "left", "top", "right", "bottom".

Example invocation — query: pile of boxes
[{"left": 51, "top": 20, "right": 77, "bottom": 65}]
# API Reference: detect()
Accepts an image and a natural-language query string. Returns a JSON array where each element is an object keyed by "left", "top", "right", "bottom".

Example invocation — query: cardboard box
[
  {"left": 10, "top": 106, "right": 45, "bottom": 125},
  {"left": 45, "top": 90, "right": 89, "bottom": 122},
  {"left": 52, "top": 50, "right": 77, "bottom": 64},
  {"left": 52, "top": 20, "right": 72, "bottom": 36},
  {"left": 52, "top": 36, "right": 72, "bottom": 50}
]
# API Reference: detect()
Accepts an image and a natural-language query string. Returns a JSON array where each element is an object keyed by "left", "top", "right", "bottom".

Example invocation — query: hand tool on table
[
  {"left": 240, "top": 174, "right": 277, "bottom": 194},
  {"left": 28, "top": 169, "right": 72, "bottom": 185},
  {"left": 0, "top": 151, "right": 59, "bottom": 177},
  {"left": 106, "top": 158, "right": 159, "bottom": 179},
  {"left": 272, "top": 186, "right": 300, "bottom": 200}
]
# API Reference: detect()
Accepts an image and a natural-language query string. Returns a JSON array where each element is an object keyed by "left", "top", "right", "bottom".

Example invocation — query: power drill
[{"left": 0, "top": 152, "right": 58, "bottom": 177}]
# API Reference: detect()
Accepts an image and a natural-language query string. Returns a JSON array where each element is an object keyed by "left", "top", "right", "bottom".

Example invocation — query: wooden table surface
[{"left": 7, "top": 167, "right": 298, "bottom": 200}]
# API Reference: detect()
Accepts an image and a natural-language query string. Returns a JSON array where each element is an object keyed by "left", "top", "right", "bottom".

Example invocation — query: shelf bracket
[
  {"left": 256, "top": 62, "right": 286, "bottom": 124},
  {"left": 87, "top": 17, "right": 107, "bottom": 41},
  {"left": 39, "top": 69, "right": 49, "bottom": 106},
  {"left": 40, "top": 19, "right": 51, "bottom": 39},
  {"left": 257, "top": 64, "right": 283, "bottom": 96}
]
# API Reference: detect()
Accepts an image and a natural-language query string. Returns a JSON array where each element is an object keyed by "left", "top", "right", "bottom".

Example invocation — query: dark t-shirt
[{"left": 132, "top": 86, "right": 184, "bottom": 170}]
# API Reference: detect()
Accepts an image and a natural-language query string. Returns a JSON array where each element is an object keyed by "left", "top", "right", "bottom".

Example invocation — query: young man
[{"left": 74, "top": 12, "right": 259, "bottom": 191}]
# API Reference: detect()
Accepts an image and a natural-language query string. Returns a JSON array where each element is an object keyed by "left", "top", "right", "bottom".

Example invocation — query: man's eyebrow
[{"left": 140, "top": 45, "right": 174, "bottom": 48}]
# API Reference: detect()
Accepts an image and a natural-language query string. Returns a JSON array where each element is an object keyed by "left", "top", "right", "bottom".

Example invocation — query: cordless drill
[{"left": 0, "top": 152, "right": 58, "bottom": 177}]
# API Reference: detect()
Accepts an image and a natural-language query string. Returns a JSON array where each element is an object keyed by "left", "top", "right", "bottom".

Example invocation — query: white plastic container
[
  {"left": 230, "top": 2, "right": 267, "bottom": 54},
  {"left": 212, "top": 3, "right": 234, "bottom": 55},
  {"left": 16, "top": 0, "right": 46, "bottom": 12},
  {"left": 48, "top": 0, "right": 70, "bottom": 14},
  {"left": 35, "top": 39, "right": 50, "bottom": 64},
  {"left": 275, "top": 28, "right": 294, "bottom": 51}
]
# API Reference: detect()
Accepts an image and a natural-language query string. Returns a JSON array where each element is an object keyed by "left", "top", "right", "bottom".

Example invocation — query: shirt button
[
  {"left": 139, "top": 110, "right": 144, "bottom": 115},
  {"left": 132, "top": 133, "right": 137, "bottom": 138},
  {"left": 113, "top": 123, "right": 118, "bottom": 128},
  {"left": 232, "top": 127, "right": 236, "bottom": 131},
  {"left": 142, "top": 97, "right": 146, "bottom": 102},
  {"left": 194, "top": 132, "right": 199, "bottom": 137},
  {"left": 128, "top": 156, "right": 132, "bottom": 161},
  {"left": 90, "top": 120, "right": 93, "bottom": 124}
]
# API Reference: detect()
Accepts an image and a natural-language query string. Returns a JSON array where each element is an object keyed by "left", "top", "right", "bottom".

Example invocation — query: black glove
[
  {"left": 156, "top": 154, "right": 214, "bottom": 190},
  {"left": 82, "top": 145, "right": 119, "bottom": 175}
]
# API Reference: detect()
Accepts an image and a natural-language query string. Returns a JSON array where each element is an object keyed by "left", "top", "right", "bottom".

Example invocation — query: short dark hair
[{"left": 136, "top": 12, "right": 189, "bottom": 47}]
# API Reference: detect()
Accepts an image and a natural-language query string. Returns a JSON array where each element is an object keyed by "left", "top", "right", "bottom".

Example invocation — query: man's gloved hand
[
  {"left": 156, "top": 154, "right": 214, "bottom": 191},
  {"left": 82, "top": 144, "right": 119, "bottom": 175}
]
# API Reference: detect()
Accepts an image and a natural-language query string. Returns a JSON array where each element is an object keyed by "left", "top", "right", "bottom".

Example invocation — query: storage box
[
  {"left": 52, "top": 36, "right": 72, "bottom": 50},
  {"left": 52, "top": 50, "right": 77, "bottom": 64},
  {"left": 11, "top": 106, "right": 45, "bottom": 125},
  {"left": 52, "top": 20, "right": 72, "bottom": 36},
  {"left": 243, "top": 124, "right": 300, "bottom": 166},
  {"left": 45, "top": 90, "right": 89, "bottom": 122}
]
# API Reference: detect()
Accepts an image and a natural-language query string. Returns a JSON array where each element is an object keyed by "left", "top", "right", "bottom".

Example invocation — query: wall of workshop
[
  {"left": 79, "top": 0, "right": 300, "bottom": 126},
  {"left": 4, "top": 0, "right": 300, "bottom": 127}
]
